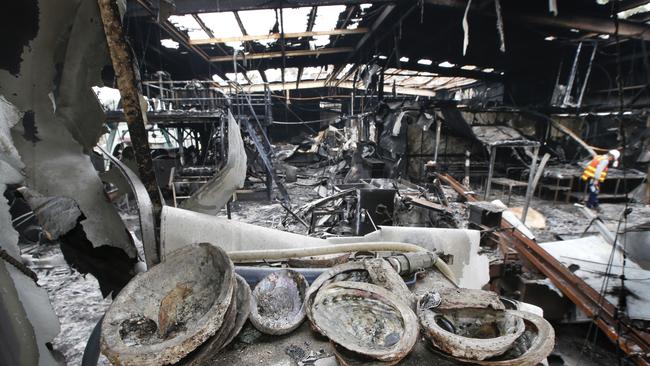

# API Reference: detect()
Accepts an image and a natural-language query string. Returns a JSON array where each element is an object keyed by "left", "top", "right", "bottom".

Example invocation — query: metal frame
[{"left": 97, "top": 146, "right": 158, "bottom": 268}]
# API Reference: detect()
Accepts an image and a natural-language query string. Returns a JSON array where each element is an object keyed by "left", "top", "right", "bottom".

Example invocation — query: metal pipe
[
  {"left": 463, "top": 150, "right": 471, "bottom": 187},
  {"left": 577, "top": 42, "right": 597, "bottom": 108},
  {"left": 563, "top": 42, "right": 583, "bottom": 106},
  {"left": 228, "top": 242, "right": 425, "bottom": 262},
  {"left": 485, "top": 146, "right": 497, "bottom": 199},
  {"left": 433, "top": 117, "right": 442, "bottom": 164},
  {"left": 521, "top": 145, "right": 540, "bottom": 222},
  {"left": 576, "top": 204, "right": 617, "bottom": 245}
]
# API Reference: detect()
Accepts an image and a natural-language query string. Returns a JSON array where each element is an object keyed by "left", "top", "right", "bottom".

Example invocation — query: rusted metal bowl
[
  {"left": 219, "top": 274, "right": 252, "bottom": 350},
  {"left": 179, "top": 274, "right": 252, "bottom": 366},
  {"left": 310, "top": 281, "right": 418, "bottom": 363},
  {"left": 419, "top": 306, "right": 525, "bottom": 361},
  {"left": 101, "top": 243, "right": 235, "bottom": 366},
  {"left": 305, "top": 259, "right": 413, "bottom": 328},
  {"left": 453, "top": 310, "right": 555, "bottom": 366},
  {"left": 249, "top": 269, "right": 308, "bottom": 335}
]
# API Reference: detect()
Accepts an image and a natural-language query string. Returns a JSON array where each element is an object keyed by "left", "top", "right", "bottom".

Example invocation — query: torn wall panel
[
  {"left": 0, "top": 97, "right": 60, "bottom": 364},
  {"left": 54, "top": 0, "right": 111, "bottom": 150},
  {"left": 0, "top": 97, "right": 25, "bottom": 259},
  {"left": 0, "top": 0, "right": 135, "bottom": 257},
  {"left": 180, "top": 111, "right": 247, "bottom": 215}
]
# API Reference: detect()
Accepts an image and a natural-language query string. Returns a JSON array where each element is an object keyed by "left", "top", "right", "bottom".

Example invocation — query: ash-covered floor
[{"left": 22, "top": 173, "right": 650, "bottom": 365}]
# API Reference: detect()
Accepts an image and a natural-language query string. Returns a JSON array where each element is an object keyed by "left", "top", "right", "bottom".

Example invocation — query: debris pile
[{"left": 99, "top": 237, "right": 554, "bottom": 365}]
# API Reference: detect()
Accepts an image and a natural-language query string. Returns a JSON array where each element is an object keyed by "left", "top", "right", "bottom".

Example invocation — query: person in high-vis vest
[{"left": 581, "top": 149, "right": 620, "bottom": 209}]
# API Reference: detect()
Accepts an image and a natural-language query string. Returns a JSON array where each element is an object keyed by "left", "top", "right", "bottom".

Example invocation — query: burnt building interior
[{"left": 4, "top": 0, "right": 650, "bottom": 365}]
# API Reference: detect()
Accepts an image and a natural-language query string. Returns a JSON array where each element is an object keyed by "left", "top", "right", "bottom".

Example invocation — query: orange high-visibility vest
[{"left": 581, "top": 155, "right": 608, "bottom": 182}]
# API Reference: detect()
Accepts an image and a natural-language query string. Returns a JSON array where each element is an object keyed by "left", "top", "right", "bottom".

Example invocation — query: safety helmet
[{"left": 608, "top": 149, "right": 621, "bottom": 160}]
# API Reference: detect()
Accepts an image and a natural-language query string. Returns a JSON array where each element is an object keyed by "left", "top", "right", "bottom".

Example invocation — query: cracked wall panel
[
  {"left": 181, "top": 111, "right": 247, "bottom": 214},
  {"left": 55, "top": 0, "right": 111, "bottom": 150},
  {"left": 0, "top": 0, "right": 135, "bottom": 257},
  {"left": 11, "top": 115, "right": 135, "bottom": 257}
]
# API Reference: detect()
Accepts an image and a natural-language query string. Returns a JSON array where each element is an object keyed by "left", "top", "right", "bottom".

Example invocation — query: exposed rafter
[
  {"left": 210, "top": 47, "right": 353, "bottom": 62},
  {"left": 331, "top": 5, "right": 359, "bottom": 47},
  {"left": 135, "top": 0, "right": 210, "bottom": 60},
  {"left": 221, "top": 79, "right": 441, "bottom": 96},
  {"left": 306, "top": 6, "right": 318, "bottom": 31},
  {"left": 327, "top": 4, "right": 396, "bottom": 85},
  {"left": 191, "top": 28, "right": 368, "bottom": 45},
  {"left": 127, "top": 0, "right": 391, "bottom": 15},
  {"left": 190, "top": 13, "right": 236, "bottom": 59},
  {"left": 233, "top": 11, "right": 248, "bottom": 36},
  {"left": 191, "top": 13, "right": 213, "bottom": 37}
]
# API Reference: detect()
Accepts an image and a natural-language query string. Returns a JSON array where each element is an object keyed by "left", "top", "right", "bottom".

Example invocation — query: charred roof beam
[
  {"left": 191, "top": 28, "right": 367, "bottom": 44},
  {"left": 210, "top": 47, "right": 353, "bottom": 62},
  {"left": 327, "top": 4, "right": 397, "bottom": 85},
  {"left": 424, "top": 0, "right": 650, "bottom": 41},
  {"left": 132, "top": 0, "right": 228, "bottom": 79},
  {"left": 331, "top": 4, "right": 360, "bottom": 47},
  {"left": 306, "top": 6, "right": 318, "bottom": 31},
  {"left": 126, "top": 0, "right": 392, "bottom": 15}
]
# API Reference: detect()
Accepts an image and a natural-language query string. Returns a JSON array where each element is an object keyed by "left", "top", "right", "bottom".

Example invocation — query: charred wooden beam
[
  {"left": 424, "top": 0, "right": 650, "bottom": 41},
  {"left": 127, "top": 0, "right": 392, "bottom": 15},
  {"left": 209, "top": 47, "right": 353, "bottom": 62},
  {"left": 191, "top": 28, "right": 368, "bottom": 44},
  {"left": 192, "top": 13, "right": 214, "bottom": 37},
  {"left": 233, "top": 11, "right": 249, "bottom": 36},
  {"left": 97, "top": 0, "right": 162, "bottom": 225},
  {"left": 327, "top": 4, "right": 396, "bottom": 85},
  {"left": 133, "top": 0, "right": 228, "bottom": 79},
  {"left": 331, "top": 5, "right": 360, "bottom": 47},
  {"left": 190, "top": 13, "right": 234, "bottom": 68},
  {"left": 306, "top": 6, "right": 318, "bottom": 31}
]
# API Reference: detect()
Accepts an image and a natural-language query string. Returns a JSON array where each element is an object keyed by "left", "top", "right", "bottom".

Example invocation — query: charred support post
[
  {"left": 521, "top": 148, "right": 543, "bottom": 223},
  {"left": 433, "top": 117, "right": 442, "bottom": 164},
  {"left": 484, "top": 146, "right": 497, "bottom": 199},
  {"left": 98, "top": 0, "right": 162, "bottom": 254},
  {"left": 463, "top": 150, "right": 471, "bottom": 187},
  {"left": 647, "top": 116, "right": 650, "bottom": 204}
]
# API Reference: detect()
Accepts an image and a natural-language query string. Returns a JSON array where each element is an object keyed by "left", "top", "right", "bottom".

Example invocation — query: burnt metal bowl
[
  {"left": 419, "top": 306, "right": 525, "bottom": 361},
  {"left": 101, "top": 243, "right": 235, "bottom": 366},
  {"left": 249, "top": 269, "right": 308, "bottom": 335},
  {"left": 311, "top": 281, "right": 418, "bottom": 363}
]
